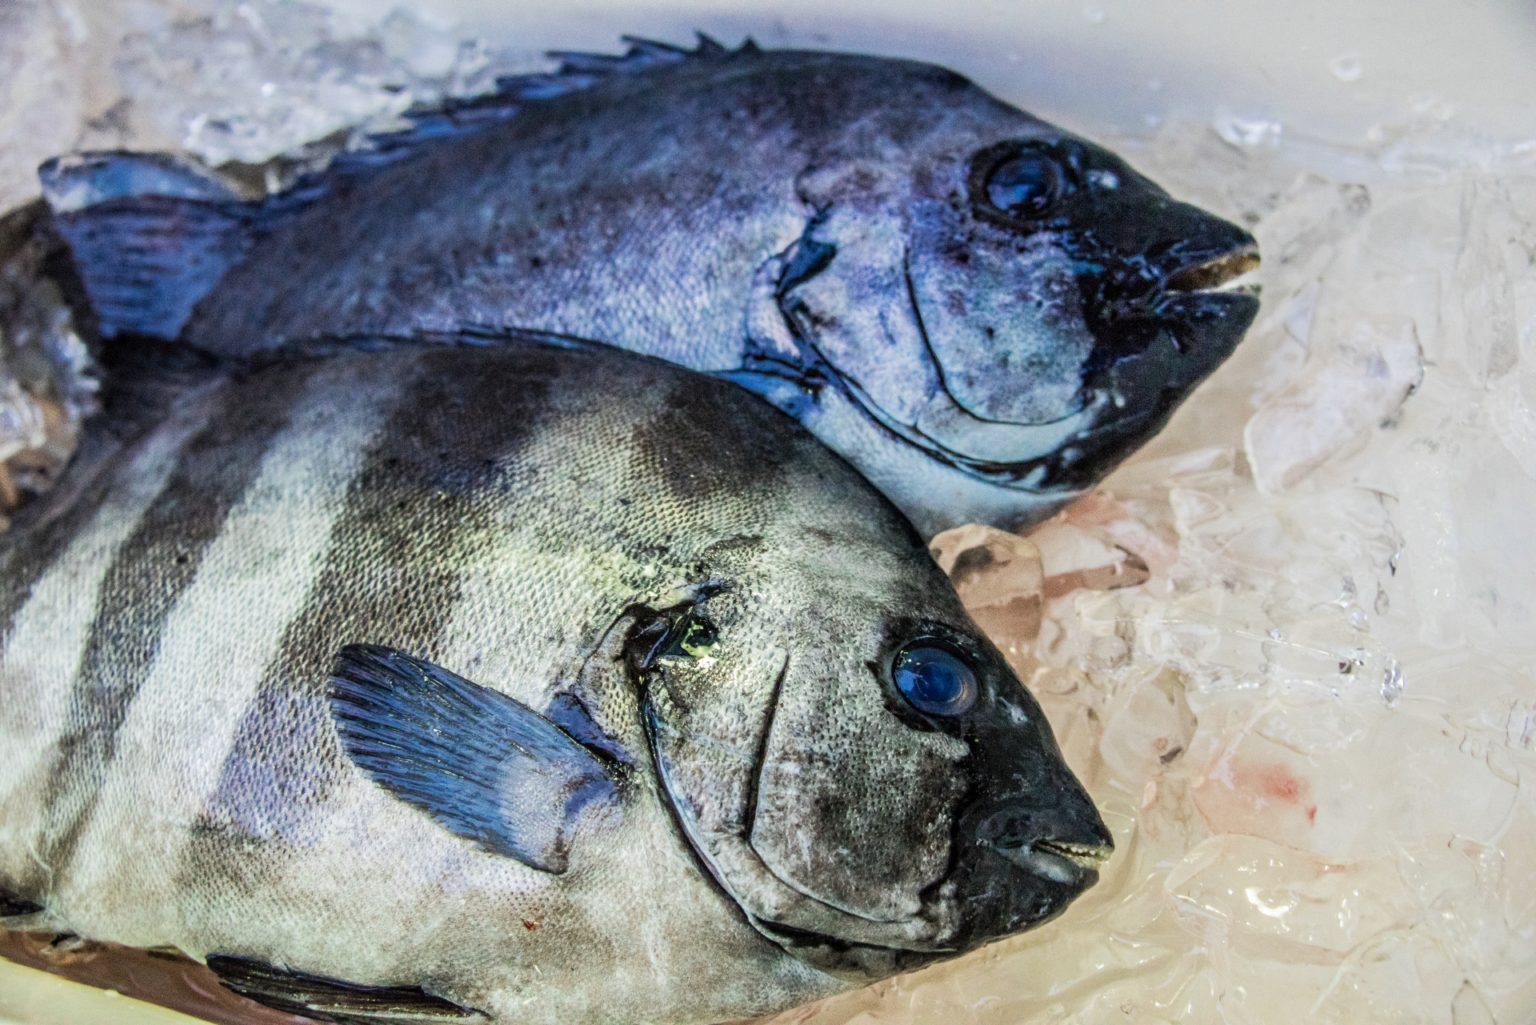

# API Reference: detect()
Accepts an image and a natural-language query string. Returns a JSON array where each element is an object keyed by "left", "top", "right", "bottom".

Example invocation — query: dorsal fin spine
[{"left": 42, "top": 35, "right": 755, "bottom": 342}]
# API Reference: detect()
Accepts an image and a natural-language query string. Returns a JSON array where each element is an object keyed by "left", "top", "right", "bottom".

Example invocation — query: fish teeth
[
  {"left": 1032, "top": 838, "right": 1114, "bottom": 868},
  {"left": 1163, "top": 245, "right": 1261, "bottom": 292}
]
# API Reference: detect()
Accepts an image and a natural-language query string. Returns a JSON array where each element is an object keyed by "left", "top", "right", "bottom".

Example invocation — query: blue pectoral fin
[
  {"left": 327, "top": 645, "right": 622, "bottom": 874},
  {"left": 39, "top": 152, "right": 275, "bottom": 340}
]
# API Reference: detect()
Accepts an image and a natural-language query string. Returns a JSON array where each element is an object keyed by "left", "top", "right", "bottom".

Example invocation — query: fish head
[
  {"left": 628, "top": 528, "right": 1111, "bottom": 977},
  {"left": 771, "top": 61, "right": 1258, "bottom": 521}
]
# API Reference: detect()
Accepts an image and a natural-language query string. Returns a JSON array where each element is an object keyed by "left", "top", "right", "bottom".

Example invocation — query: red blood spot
[
  {"left": 1306, "top": 805, "right": 1318, "bottom": 824},
  {"left": 522, "top": 920, "right": 539, "bottom": 931},
  {"left": 1257, "top": 764, "right": 1308, "bottom": 803}
]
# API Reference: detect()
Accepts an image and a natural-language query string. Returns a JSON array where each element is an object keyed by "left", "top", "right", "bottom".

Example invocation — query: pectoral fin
[
  {"left": 327, "top": 644, "right": 622, "bottom": 874},
  {"left": 207, "top": 954, "right": 487, "bottom": 1025}
]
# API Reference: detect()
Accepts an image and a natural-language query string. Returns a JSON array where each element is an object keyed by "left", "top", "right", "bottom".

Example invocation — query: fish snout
[
  {"left": 973, "top": 801, "right": 1114, "bottom": 889},
  {"left": 946, "top": 780, "right": 1113, "bottom": 945},
  {"left": 1083, "top": 199, "right": 1261, "bottom": 373}
]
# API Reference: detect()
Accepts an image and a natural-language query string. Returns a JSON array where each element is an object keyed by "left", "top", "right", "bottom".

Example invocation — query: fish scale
[
  {"left": 0, "top": 393, "right": 221, "bottom": 900},
  {"left": 0, "top": 337, "right": 1113, "bottom": 1024},
  {"left": 38, "top": 362, "right": 317, "bottom": 881}
]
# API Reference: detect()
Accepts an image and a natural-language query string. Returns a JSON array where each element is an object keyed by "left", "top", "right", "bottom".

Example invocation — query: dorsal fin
[{"left": 41, "top": 35, "right": 755, "bottom": 343}]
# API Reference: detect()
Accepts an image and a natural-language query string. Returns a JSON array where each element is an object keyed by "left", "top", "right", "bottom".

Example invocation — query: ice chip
[
  {"left": 1244, "top": 317, "right": 1423, "bottom": 492},
  {"left": 1212, "top": 108, "right": 1283, "bottom": 149},
  {"left": 930, "top": 524, "right": 1046, "bottom": 655},
  {"left": 1164, "top": 835, "right": 1416, "bottom": 964}
]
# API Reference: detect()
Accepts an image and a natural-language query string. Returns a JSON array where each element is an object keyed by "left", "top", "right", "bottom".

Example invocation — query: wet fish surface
[
  {"left": 42, "top": 36, "right": 1260, "bottom": 534},
  {"left": 0, "top": 338, "right": 1111, "bottom": 1025}
]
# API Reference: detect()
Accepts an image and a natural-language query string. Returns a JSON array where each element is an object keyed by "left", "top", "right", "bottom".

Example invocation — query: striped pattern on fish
[{"left": 0, "top": 340, "right": 1111, "bottom": 1025}]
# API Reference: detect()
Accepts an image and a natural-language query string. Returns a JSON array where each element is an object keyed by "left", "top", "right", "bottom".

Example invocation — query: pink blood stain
[
  {"left": 1253, "top": 763, "right": 1307, "bottom": 803},
  {"left": 1194, "top": 754, "right": 1321, "bottom": 841}
]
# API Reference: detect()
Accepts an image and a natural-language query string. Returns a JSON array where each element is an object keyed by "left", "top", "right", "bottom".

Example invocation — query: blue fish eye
[
  {"left": 892, "top": 643, "right": 978, "bottom": 717},
  {"left": 983, "top": 149, "right": 1066, "bottom": 217}
]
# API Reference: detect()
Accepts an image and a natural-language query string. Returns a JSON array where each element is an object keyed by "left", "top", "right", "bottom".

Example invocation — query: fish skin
[
  {"left": 43, "top": 39, "right": 1259, "bottom": 535},
  {"left": 0, "top": 340, "right": 1111, "bottom": 1025}
]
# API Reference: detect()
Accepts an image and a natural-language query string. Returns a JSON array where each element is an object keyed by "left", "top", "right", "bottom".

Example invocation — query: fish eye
[
  {"left": 980, "top": 145, "right": 1071, "bottom": 219},
  {"left": 891, "top": 642, "right": 978, "bottom": 717}
]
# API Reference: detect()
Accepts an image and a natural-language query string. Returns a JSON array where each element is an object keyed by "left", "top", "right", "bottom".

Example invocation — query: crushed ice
[
  {"left": 769, "top": 120, "right": 1536, "bottom": 1025},
  {"left": 1, "top": 4, "right": 1534, "bottom": 1024}
]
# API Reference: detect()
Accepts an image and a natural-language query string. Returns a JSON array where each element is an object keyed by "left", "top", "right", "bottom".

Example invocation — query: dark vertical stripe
[
  {"left": 178, "top": 348, "right": 559, "bottom": 901},
  {"left": 0, "top": 438, "right": 135, "bottom": 651},
  {"left": 39, "top": 365, "right": 317, "bottom": 871}
]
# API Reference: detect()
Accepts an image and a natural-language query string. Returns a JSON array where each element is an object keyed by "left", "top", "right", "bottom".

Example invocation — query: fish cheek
[
  {"left": 773, "top": 206, "right": 943, "bottom": 425},
  {"left": 906, "top": 223, "right": 1097, "bottom": 426},
  {"left": 747, "top": 678, "right": 968, "bottom": 925}
]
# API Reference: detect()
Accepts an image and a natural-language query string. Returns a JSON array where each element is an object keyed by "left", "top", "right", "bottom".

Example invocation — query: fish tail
[{"left": 39, "top": 152, "right": 277, "bottom": 342}]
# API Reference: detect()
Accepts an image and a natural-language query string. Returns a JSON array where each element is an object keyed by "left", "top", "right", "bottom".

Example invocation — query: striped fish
[{"left": 0, "top": 340, "right": 1110, "bottom": 1025}]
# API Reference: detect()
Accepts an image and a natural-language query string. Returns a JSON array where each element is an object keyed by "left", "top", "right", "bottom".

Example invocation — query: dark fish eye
[
  {"left": 891, "top": 642, "right": 978, "bottom": 717},
  {"left": 983, "top": 147, "right": 1069, "bottom": 218}
]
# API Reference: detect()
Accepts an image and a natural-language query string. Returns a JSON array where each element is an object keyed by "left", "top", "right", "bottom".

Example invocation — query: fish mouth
[
  {"left": 1161, "top": 244, "right": 1261, "bottom": 295},
  {"left": 1025, "top": 236, "right": 1262, "bottom": 491},
  {"left": 991, "top": 837, "right": 1112, "bottom": 888}
]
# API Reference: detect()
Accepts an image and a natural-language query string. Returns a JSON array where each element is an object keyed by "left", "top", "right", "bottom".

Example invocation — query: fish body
[
  {"left": 43, "top": 38, "right": 1259, "bottom": 534},
  {"left": 0, "top": 340, "right": 1110, "bottom": 1025}
]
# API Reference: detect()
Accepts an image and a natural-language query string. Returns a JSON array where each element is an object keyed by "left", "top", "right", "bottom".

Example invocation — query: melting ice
[{"left": 1, "top": 3, "right": 1534, "bottom": 1024}]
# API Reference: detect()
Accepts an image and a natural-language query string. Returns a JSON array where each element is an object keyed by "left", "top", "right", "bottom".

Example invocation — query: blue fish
[{"left": 41, "top": 36, "right": 1258, "bottom": 534}]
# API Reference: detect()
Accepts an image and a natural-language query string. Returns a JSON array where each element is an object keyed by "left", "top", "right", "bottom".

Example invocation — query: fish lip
[
  {"left": 988, "top": 838, "right": 1112, "bottom": 889},
  {"left": 1159, "top": 243, "right": 1261, "bottom": 295}
]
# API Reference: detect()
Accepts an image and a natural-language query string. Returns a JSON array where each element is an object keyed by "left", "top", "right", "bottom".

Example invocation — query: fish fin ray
[
  {"left": 327, "top": 644, "right": 621, "bottom": 874},
  {"left": 207, "top": 954, "right": 488, "bottom": 1025},
  {"left": 38, "top": 152, "right": 287, "bottom": 340}
]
